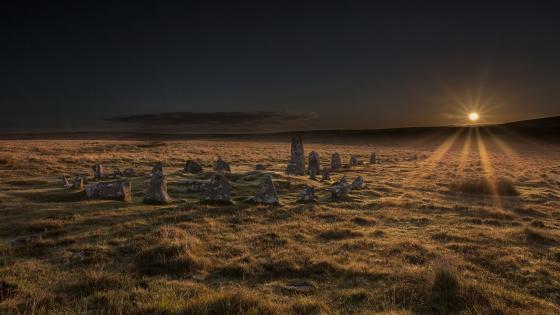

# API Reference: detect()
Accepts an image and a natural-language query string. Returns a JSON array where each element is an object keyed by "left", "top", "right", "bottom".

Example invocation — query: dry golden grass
[{"left": 0, "top": 138, "right": 559, "bottom": 314}]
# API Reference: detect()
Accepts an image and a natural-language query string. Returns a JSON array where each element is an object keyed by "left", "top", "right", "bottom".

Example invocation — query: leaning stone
[
  {"left": 185, "top": 160, "right": 203, "bottom": 174},
  {"left": 61, "top": 175, "right": 71, "bottom": 188},
  {"left": 201, "top": 173, "right": 232, "bottom": 204},
  {"left": 252, "top": 174, "right": 279, "bottom": 205},
  {"left": 289, "top": 136, "right": 305, "bottom": 175},
  {"left": 331, "top": 153, "right": 342, "bottom": 169},
  {"left": 309, "top": 168, "right": 316, "bottom": 180},
  {"left": 348, "top": 155, "right": 359, "bottom": 167},
  {"left": 297, "top": 185, "right": 317, "bottom": 203},
  {"left": 144, "top": 172, "right": 171, "bottom": 204},
  {"left": 255, "top": 164, "right": 266, "bottom": 171},
  {"left": 92, "top": 164, "right": 104, "bottom": 179},
  {"left": 331, "top": 176, "right": 351, "bottom": 199},
  {"left": 72, "top": 176, "right": 84, "bottom": 190},
  {"left": 351, "top": 176, "right": 364, "bottom": 189},
  {"left": 152, "top": 162, "right": 163, "bottom": 174},
  {"left": 321, "top": 167, "right": 331, "bottom": 181},
  {"left": 308, "top": 151, "right": 320, "bottom": 175},
  {"left": 85, "top": 180, "right": 132, "bottom": 202},
  {"left": 213, "top": 158, "right": 231, "bottom": 173},
  {"left": 184, "top": 180, "right": 207, "bottom": 192}
]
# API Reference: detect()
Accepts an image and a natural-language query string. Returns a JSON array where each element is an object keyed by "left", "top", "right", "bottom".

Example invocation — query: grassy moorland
[{"left": 0, "top": 137, "right": 559, "bottom": 314}]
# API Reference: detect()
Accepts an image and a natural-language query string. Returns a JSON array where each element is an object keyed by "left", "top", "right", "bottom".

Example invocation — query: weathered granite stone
[
  {"left": 252, "top": 174, "right": 279, "bottom": 205},
  {"left": 72, "top": 176, "right": 84, "bottom": 190},
  {"left": 331, "top": 153, "right": 342, "bottom": 169},
  {"left": 85, "top": 180, "right": 132, "bottom": 202},
  {"left": 61, "top": 175, "right": 71, "bottom": 188},
  {"left": 297, "top": 185, "right": 317, "bottom": 203},
  {"left": 123, "top": 168, "right": 137, "bottom": 177},
  {"left": 185, "top": 160, "right": 203, "bottom": 174},
  {"left": 289, "top": 136, "right": 305, "bottom": 175},
  {"left": 351, "top": 176, "right": 364, "bottom": 189},
  {"left": 201, "top": 173, "right": 232, "bottom": 203},
  {"left": 308, "top": 151, "right": 321, "bottom": 175},
  {"left": 321, "top": 167, "right": 331, "bottom": 181},
  {"left": 152, "top": 162, "right": 163, "bottom": 174},
  {"left": 349, "top": 155, "right": 359, "bottom": 167},
  {"left": 92, "top": 164, "right": 104, "bottom": 179},
  {"left": 285, "top": 162, "right": 297, "bottom": 175},
  {"left": 331, "top": 176, "right": 351, "bottom": 199},
  {"left": 144, "top": 172, "right": 171, "bottom": 204},
  {"left": 370, "top": 152, "right": 377, "bottom": 164},
  {"left": 213, "top": 158, "right": 231, "bottom": 173},
  {"left": 255, "top": 164, "right": 266, "bottom": 170}
]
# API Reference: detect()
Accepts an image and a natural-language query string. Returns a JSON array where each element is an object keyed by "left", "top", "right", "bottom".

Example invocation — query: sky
[{"left": 1, "top": 1, "right": 560, "bottom": 133}]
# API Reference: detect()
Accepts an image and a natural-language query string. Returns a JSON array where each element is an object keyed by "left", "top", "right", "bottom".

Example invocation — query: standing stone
[
  {"left": 152, "top": 162, "right": 163, "bottom": 174},
  {"left": 72, "top": 176, "right": 84, "bottom": 190},
  {"left": 351, "top": 176, "right": 364, "bottom": 189},
  {"left": 61, "top": 175, "right": 71, "bottom": 188},
  {"left": 349, "top": 155, "right": 359, "bottom": 167},
  {"left": 185, "top": 160, "right": 203, "bottom": 174},
  {"left": 113, "top": 168, "right": 122, "bottom": 178},
  {"left": 289, "top": 136, "right": 305, "bottom": 175},
  {"left": 331, "top": 153, "right": 342, "bottom": 169},
  {"left": 331, "top": 176, "right": 351, "bottom": 199},
  {"left": 321, "top": 167, "right": 331, "bottom": 181},
  {"left": 297, "top": 185, "right": 317, "bottom": 203},
  {"left": 92, "top": 164, "right": 104, "bottom": 179},
  {"left": 85, "top": 180, "right": 132, "bottom": 202},
  {"left": 213, "top": 158, "right": 231, "bottom": 173},
  {"left": 308, "top": 151, "right": 320, "bottom": 175},
  {"left": 123, "top": 168, "right": 137, "bottom": 177},
  {"left": 309, "top": 168, "right": 316, "bottom": 180},
  {"left": 201, "top": 173, "right": 232, "bottom": 203},
  {"left": 252, "top": 174, "right": 279, "bottom": 205},
  {"left": 255, "top": 164, "right": 266, "bottom": 171},
  {"left": 370, "top": 152, "right": 377, "bottom": 164},
  {"left": 144, "top": 172, "right": 171, "bottom": 204},
  {"left": 286, "top": 162, "right": 297, "bottom": 175}
]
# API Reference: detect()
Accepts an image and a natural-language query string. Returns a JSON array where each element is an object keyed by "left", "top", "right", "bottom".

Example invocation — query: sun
[{"left": 468, "top": 112, "right": 479, "bottom": 122}]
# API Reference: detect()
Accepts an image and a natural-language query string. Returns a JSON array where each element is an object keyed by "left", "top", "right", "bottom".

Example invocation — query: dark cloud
[{"left": 107, "top": 111, "right": 319, "bottom": 133}]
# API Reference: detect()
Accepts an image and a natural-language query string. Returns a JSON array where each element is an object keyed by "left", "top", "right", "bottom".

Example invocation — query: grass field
[{"left": 0, "top": 137, "right": 559, "bottom": 314}]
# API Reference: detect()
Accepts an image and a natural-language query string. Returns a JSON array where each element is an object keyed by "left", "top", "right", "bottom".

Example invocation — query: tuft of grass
[
  {"left": 429, "top": 267, "right": 462, "bottom": 314},
  {"left": 318, "top": 229, "right": 363, "bottom": 241},
  {"left": 180, "top": 288, "right": 280, "bottom": 315}
]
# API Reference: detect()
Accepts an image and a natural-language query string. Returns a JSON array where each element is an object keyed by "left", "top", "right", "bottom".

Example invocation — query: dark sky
[{"left": 1, "top": 1, "right": 560, "bottom": 133}]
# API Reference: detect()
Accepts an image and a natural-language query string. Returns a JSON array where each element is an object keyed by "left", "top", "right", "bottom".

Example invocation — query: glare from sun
[{"left": 468, "top": 112, "right": 479, "bottom": 122}]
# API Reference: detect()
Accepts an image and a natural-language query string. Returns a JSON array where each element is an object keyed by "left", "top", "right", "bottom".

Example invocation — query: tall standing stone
[
  {"left": 72, "top": 176, "right": 84, "bottom": 190},
  {"left": 144, "top": 172, "right": 171, "bottom": 204},
  {"left": 92, "top": 164, "right": 104, "bottom": 179},
  {"left": 152, "top": 162, "right": 163, "bottom": 174},
  {"left": 289, "top": 136, "right": 305, "bottom": 175},
  {"left": 331, "top": 153, "right": 342, "bottom": 169},
  {"left": 321, "top": 167, "right": 331, "bottom": 181},
  {"left": 309, "top": 168, "right": 316, "bottom": 180},
  {"left": 213, "top": 158, "right": 231, "bottom": 173},
  {"left": 201, "top": 173, "right": 232, "bottom": 203},
  {"left": 308, "top": 151, "right": 320, "bottom": 175},
  {"left": 370, "top": 152, "right": 377, "bottom": 164},
  {"left": 252, "top": 174, "right": 280, "bottom": 205}
]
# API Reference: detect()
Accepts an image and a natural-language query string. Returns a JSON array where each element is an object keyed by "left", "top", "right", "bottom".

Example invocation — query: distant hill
[{"left": 1, "top": 116, "right": 559, "bottom": 143}]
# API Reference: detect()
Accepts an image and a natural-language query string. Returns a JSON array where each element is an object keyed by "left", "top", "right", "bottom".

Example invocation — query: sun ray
[{"left": 474, "top": 127, "right": 503, "bottom": 209}]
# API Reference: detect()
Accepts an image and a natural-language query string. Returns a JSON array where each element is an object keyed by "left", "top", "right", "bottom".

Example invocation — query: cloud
[{"left": 107, "top": 111, "right": 319, "bottom": 133}]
